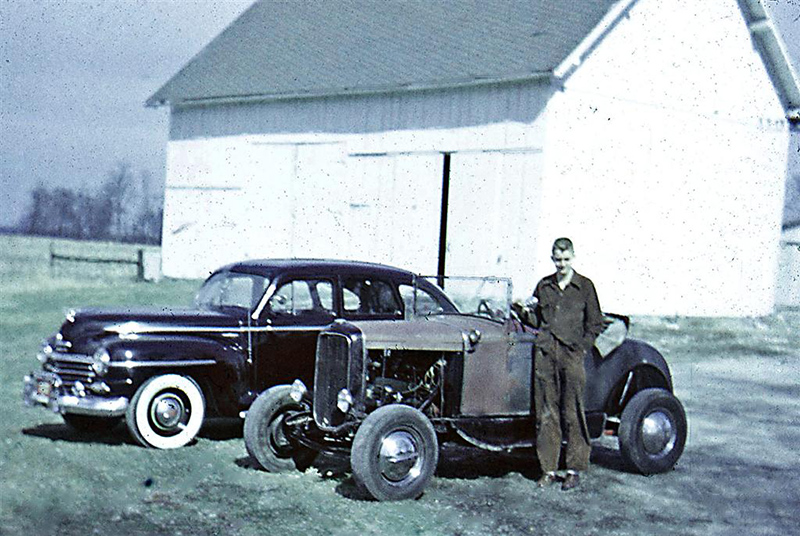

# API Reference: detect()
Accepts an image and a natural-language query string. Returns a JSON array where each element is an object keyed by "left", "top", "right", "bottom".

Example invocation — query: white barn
[
  {"left": 148, "top": 0, "right": 800, "bottom": 317},
  {"left": 778, "top": 220, "right": 800, "bottom": 308}
]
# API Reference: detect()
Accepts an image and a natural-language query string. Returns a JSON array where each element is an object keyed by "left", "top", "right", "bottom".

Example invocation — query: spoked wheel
[
  {"left": 618, "top": 388, "right": 687, "bottom": 474},
  {"left": 351, "top": 404, "right": 438, "bottom": 501},
  {"left": 126, "top": 374, "right": 205, "bottom": 449},
  {"left": 244, "top": 385, "right": 318, "bottom": 472}
]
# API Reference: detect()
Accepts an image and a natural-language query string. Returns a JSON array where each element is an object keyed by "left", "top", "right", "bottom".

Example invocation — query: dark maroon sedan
[{"left": 23, "top": 259, "right": 456, "bottom": 448}]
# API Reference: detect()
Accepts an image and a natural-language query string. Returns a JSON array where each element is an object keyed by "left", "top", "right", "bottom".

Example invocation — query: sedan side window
[
  {"left": 342, "top": 277, "right": 402, "bottom": 318},
  {"left": 268, "top": 279, "right": 334, "bottom": 315}
]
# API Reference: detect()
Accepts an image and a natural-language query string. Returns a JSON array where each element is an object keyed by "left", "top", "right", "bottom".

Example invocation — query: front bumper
[{"left": 23, "top": 371, "right": 128, "bottom": 417}]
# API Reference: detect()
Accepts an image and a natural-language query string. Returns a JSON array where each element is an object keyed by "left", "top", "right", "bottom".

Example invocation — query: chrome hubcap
[
  {"left": 641, "top": 410, "right": 675, "bottom": 458},
  {"left": 378, "top": 430, "right": 421, "bottom": 484},
  {"left": 151, "top": 393, "right": 186, "bottom": 431}
]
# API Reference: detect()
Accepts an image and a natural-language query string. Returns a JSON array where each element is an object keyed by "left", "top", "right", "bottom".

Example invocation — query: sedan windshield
[{"left": 195, "top": 271, "right": 270, "bottom": 312}]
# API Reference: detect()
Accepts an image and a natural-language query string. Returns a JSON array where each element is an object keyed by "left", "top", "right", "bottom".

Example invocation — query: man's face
[{"left": 551, "top": 248, "right": 574, "bottom": 277}]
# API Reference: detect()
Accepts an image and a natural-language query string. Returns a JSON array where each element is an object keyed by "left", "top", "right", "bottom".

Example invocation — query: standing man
[{"left": 514, "top": 237, "right": 604, "bottom": 491}]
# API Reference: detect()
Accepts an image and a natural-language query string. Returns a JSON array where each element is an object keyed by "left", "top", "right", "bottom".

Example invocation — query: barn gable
[{"left": 149, "top": 0, "right": 799, "bottom": 317}]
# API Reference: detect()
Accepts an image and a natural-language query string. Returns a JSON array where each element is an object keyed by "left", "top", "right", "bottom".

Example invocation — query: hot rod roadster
[{"left": 243, "top": 277, "right": 687, "bottom": 501}]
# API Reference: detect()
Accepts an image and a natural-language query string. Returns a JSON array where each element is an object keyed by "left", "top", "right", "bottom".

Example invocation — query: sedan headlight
[{"left": 91, "top": 347, "right": 111, "bottom": 376}]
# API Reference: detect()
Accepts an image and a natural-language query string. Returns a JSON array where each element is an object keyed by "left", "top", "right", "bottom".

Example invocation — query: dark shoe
[
  {"left": 561, "top": 472, "right": 580, "bottom": 491},
  {"left": 537, "top": 472, "right": 557, "bottom": 488}
]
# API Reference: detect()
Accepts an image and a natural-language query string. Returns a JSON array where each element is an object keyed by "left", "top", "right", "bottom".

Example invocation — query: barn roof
[{"left": 146, "top": 0, "right": 620, "bottom": 107}]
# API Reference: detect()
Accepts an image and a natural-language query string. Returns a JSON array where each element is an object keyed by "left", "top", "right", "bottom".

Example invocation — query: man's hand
[{"left": 512, "top": 299, "right": 538, "bottom": 328}]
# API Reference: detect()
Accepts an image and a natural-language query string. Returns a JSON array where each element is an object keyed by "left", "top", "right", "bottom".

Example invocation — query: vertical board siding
[{"left": 170, "top": 81, "right": 553, "bottom": 142}]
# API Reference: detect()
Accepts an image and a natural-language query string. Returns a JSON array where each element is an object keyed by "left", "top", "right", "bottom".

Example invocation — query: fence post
[
  {"left": 137, "top": 249, "right": 145, "bottom": 281},
  {"left": 49, "top": 242, "right": 55, "bottom": 275}
]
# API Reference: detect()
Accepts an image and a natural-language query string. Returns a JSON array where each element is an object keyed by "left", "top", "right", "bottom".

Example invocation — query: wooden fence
[{"left": 49, "top": 244, "right": 145, "bottom": 281}]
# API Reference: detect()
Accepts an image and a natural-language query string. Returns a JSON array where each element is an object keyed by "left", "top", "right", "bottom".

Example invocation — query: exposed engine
[{"left": 364, "top": 349, "right": 444, "bottom": 411}]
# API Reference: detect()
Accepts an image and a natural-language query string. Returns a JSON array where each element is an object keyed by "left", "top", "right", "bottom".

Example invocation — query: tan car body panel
[{"left": 350, "top": 315, "right": 536, "bottom": 416}]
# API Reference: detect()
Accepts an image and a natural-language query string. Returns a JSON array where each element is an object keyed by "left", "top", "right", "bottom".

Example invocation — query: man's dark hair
[{"left": 552, "top": 237, "right": 574, "bottom": 254}]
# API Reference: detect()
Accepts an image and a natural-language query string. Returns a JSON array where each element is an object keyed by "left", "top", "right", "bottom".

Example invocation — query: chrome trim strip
[
  {"left": 259, "top": 326, "right": 326, "bottom": 332},
  {"left": 48, "top": 351, "right": 93, "bottom": 364},
  {"left": 109, "top": 359, "right": 217, "bottom": 369},
  {"left": 106, "top": 322, "right": 323, "bottom": 335}
]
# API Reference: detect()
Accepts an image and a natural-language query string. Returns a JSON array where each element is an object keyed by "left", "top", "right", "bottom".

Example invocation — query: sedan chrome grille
[{"left": 43, "top": 352, "right": 95, "bottom": 387}]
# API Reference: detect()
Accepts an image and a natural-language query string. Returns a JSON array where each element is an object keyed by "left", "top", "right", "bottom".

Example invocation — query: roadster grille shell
[{"left": 313, "top": 332, "right": 351, "bottom": 430}]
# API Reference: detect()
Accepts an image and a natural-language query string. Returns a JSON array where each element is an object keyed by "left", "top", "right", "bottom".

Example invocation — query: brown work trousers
[{"left": 534, "top": 342, "right": 591, "bottom": 473}]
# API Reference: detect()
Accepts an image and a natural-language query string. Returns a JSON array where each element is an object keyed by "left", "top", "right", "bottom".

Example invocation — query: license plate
[{"left": 36, "top": 380, "right": 53, "bottom": 397}]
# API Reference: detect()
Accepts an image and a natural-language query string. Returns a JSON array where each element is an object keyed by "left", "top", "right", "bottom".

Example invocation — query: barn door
[
  {"left": 445, "top": 151, "right": 543, "bottom": 281},
  {"left": 345, "top": 153, "right": 442, "bottom": 273}
]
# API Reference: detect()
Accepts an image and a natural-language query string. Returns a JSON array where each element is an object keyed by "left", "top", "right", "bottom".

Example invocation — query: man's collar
[{"left": 545, "top": 271, "right": 583, "bottom": 289}]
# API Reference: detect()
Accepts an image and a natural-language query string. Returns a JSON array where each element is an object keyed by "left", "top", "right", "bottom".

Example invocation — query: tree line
[{"left": 21, "top": 163, "right": 163, "bottom": 245}]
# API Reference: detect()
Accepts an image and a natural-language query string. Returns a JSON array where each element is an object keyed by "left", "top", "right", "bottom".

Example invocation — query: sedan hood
[{"left": 59, "top": 306, "right": 244, "bottom": 344}]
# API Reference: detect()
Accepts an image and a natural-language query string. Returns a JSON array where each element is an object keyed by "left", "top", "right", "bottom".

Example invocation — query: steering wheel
[{"left": 477, "top": 299, "right": 506, "bottom": 320}]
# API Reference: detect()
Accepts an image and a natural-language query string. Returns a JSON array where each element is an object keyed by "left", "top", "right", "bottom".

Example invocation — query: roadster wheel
[
  {"left": 618, "top": 388, "right": 687, "bottom": 474},
  {"left": 351, "top": 404, "right": 438, "bottom": 501},
  {"left": 126, "top": 374, "right": 205, "bottom": 449},
  {"left": 62, "top": 414, "right": 122, "bottom": 433},
  {"left": 244, "top": 385, "right": 317, "bottom": 472}
]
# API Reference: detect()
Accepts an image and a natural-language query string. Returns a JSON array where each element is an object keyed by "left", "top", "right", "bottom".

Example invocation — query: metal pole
[{"left": 437, "top": 153, "right": 451, "bottom": 288}]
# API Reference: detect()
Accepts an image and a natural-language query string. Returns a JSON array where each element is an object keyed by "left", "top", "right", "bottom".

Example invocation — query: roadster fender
[{"left": 584, "top": 338, "right": 673, "bottom": 415}]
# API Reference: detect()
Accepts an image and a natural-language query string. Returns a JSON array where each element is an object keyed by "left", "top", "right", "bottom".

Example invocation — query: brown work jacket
[{"left": 531, "top": 271, "right": 604, "bottom": 353}]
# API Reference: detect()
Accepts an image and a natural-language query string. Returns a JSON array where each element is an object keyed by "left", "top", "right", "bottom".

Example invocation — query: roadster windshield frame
[{"left": 410, "top": 275, "right": 513, "bottom": 322}]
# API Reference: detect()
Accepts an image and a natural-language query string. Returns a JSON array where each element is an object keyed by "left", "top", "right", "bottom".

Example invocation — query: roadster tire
[
  {"left": 125, "top": 374, "right": 205, "bottom": 449},
  {"left": 244, "top": 385, "right": 317, "bottom": 472},
  {"left": 62, "top": 414, "right": 122, "bottom": 433},
  {"left": 618, "top": 388, "right": 687, "bottom": 474},
  {"left": 351, "top": 404, "right": 438, "bottom": 501}
]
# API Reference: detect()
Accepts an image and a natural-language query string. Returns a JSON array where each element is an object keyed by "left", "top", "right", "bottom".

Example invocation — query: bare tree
[{"left": 20, "top": 162, "right": 163, "bottom": 244}]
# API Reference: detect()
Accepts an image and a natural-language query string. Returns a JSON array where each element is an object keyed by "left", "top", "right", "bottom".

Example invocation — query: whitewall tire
[{"left": 126, "top": 374, "right": 205, "bottom": 449}]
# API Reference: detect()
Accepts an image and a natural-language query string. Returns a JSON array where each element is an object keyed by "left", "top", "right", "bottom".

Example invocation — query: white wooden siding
[
  {"left": 535, "top": 0, "right": 789, "bottom": 316},
  {"left": 777, "top": 227, "right": 800, "bottom": 307}
]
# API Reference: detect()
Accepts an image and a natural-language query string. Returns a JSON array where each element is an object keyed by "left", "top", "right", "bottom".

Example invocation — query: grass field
[{"left": 1, "top": 234, "right": 798, "bottom": 536}]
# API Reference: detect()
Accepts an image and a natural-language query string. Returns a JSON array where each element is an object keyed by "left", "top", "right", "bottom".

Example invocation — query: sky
[
  {"left": 1, "top": 0, "right": 799, "bottom": 228},
  {"left": 1, "top": 0, "right": 254, "bottom": 227}
]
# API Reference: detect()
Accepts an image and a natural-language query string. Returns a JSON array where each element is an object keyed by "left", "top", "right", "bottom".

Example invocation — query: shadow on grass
[
  {"left": 235, "top": 451, "right": 350, "bottom": 477},
  {"left": 22, "top": 423, "right": 132, "bottom": 446},
  {"left": 435, "top": 443, "right": 540, "bottom": 480},
  {"left": 199, "top": 418, "right": 242, "bottom": 440},
  {"left": 234, "top": 439, "right": 637, "bottom": 502},
  {"left": 234, "top": 450, "right": 376, "bottom": 500},
  {"left": 21, "top": 418, "right": 242, "bottom": 446},
  {"left": 589, "top": 442, "right": 630, "bottom": 472}
]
